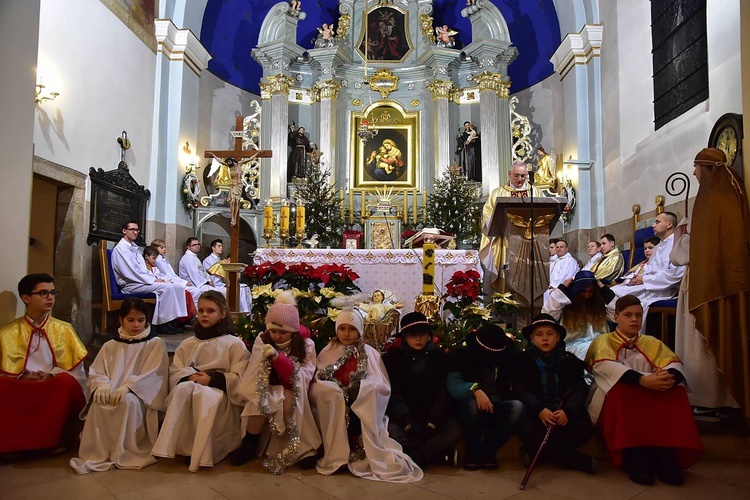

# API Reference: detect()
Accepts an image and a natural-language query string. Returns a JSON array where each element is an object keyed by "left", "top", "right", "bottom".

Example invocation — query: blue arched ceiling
[{"left": 200, "top": 0, "right": 561, "bottom": 95}]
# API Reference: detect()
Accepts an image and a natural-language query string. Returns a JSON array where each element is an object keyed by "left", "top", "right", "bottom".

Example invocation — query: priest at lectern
[{"left": 479, "top": 162, "right": 543, "bottom": 291}]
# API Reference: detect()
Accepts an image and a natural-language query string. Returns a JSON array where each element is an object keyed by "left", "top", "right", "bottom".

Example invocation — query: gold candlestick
[
  {"left": 264, "top": 228, "right": 274, "bottom": 248},
  {"left": 279, "top": 227, "right": 289, "bottom": 248}
]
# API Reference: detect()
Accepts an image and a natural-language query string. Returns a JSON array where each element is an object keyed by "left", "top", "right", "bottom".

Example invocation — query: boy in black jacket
[
  {"left": 512, "top": 314, "right": 595, "bottom": 474},
  {"left": 383, "top": 312, "right": 461, "bottom": 468}
]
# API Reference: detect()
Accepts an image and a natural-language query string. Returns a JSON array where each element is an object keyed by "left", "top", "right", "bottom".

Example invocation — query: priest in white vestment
[
  {"left": 611, "top": 213, "right": 685, "bottom": 332},
  {"left": 202, "top": 238, "right": 252, "bottom": 313},
  {"left": 544, "top": 239, "right": 580, "bottom": 304},
  {"left": 111, "top": 221, "right": 188, "bottom": 326},
  {"left": 582, "top": 240, "right": 602, "bottom": 271},
  {"left": 70, "top": 302, "right": 169, "bottom": 473}
]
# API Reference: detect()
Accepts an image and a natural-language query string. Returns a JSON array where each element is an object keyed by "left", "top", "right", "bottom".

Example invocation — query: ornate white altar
[{"left": 254, "top": 248, "right": 482, "bottom": 313}]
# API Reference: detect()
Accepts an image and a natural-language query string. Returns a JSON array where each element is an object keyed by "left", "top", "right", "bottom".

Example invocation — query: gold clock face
[{"left": 717, "top": 126, "right": 738, "bottom": 166}]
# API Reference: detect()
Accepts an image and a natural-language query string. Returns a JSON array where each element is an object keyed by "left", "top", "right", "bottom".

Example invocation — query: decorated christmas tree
[
  {"left": 294, "top": 161, "right": 345, "bottom": 248},
  {"left": 425, "top": 165, "right": 481, "bottom": 243}
]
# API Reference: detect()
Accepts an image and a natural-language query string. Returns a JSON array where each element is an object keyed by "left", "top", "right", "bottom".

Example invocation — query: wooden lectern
[{"left": 485, "top": 197, "right": 567, "bottom": 307}]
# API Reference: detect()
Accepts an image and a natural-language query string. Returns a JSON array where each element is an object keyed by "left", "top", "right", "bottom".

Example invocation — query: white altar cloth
[{"left": 254, "top": 248, "right": 482, "bottom": 313}]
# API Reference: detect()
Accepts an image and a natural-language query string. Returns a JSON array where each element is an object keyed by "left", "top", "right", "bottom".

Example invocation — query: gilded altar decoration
[
  {"left": 368, "top": 68, "right": 399, "bottom": 99},
  {"left": 510, "top": 96, "right": 533, "bottom": 163},
  {"left": 474, "top": 71, "right": 511, "bottom": 98},
  {"left": 260, "top": 74, "right": 295, "bottom": 99},
  {"left": 533, "top": 146, "right": 557, "bottom": 189},
  {"left": 336, "top": 13, "right": 350, "bottom": 40},
  {"left": 312, "top": 80, "right": 342, "bottom": 101},
  {"left": 419, "top": 14, "right": 436, "bottom": 44},
  {"left": 426, "top": 80, "right": 454, "bottom": 100}
]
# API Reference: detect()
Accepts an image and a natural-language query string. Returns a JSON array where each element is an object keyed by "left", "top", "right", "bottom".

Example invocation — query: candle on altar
[
  {"left": 340, "top": 189, "right": 344, "bottom": 218},
  {"left": 280, "top": 199, "right": 290, "bottom": 231},
  {"left": 403, "top": 191, "right": 408, "bottom": 224},
  {"left": 263, "top": 199, "right": 274, "bottom": 231},
  {"left": 422, "top": 191, "right": 427, "bottom": 223},
  {"left": 412, "top": 190, "right": 417, "bottom": 224},
  {"left": 296, "top": 200, "right": 305, "bottom": 232},
  {"left": 349, "top": 189, "right": 354, "bottom": 224},
  {"left": 361, "top": 191, "right": 366, "bottom": 218},
  {"left": 422, "top": 240, "right": 436, "bottom": 295}
]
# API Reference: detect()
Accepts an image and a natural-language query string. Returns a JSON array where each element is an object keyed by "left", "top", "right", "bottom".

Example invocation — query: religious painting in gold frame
[
  {"left": 355, "top": 5, "right": 413, "bottom": 63},
  {"left": 352, "top": 101, "right": 419, "bottom": 189}
]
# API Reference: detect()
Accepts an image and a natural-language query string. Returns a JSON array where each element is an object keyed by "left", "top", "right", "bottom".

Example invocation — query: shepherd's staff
[
  {"left": 519, "top": 389, "right": 571, "bottom": 490},
  {"left": 665, "top": 172, "right": 691, "bottom": 218}
]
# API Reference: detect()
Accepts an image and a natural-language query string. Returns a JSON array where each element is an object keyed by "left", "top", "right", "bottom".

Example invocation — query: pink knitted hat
[{"left": 265, "top": 290, "right": 300, "bottom": 333}]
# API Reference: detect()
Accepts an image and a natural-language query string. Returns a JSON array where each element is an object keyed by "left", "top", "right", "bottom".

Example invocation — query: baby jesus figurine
[{"left": 357, "top": 290, "right": 403, "bottom": 322}]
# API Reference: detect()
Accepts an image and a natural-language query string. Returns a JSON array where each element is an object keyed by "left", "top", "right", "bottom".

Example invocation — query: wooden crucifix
[{"left": 204, "top": 115, "right": 273, "bottom": 311}]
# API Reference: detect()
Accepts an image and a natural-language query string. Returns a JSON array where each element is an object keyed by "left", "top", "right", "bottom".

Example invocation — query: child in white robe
[
  {"left": 230, "top": 291, "right": 322, "bottom": 473},
  {"left": 310, "top": 309, "right": 423, "bottom": 483},
  {"left": 152, "top": 291, "right": 250, "bottom": 472},
  {"left": 70, "top": 298, "right": 168, "bottom": 473}
]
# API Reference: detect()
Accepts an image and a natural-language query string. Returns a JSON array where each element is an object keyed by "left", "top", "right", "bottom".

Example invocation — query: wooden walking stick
[{"left": 519, "top": 390, "right": 571, "bottom": 490}]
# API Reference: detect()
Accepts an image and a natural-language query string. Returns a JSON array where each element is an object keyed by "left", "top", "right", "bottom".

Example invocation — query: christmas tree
[
  {"left": 294, "top": 161, "right": 345, "bottom": 248},
  {"left": 426, "top": 165, "right": 481, "bottom": 243}
]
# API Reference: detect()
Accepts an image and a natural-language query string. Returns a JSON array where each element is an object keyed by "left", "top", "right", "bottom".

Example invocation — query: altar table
[{"left": 254, "top": 248, "right": 482, "bottom": 313}]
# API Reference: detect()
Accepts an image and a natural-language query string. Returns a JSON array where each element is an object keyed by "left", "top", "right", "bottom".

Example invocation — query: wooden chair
[
  {"left": 91, "top": 242, "right": 155, "bottom": 333},
  {"left": 627, "top": 199, "right": 676, "bottom": 348}
]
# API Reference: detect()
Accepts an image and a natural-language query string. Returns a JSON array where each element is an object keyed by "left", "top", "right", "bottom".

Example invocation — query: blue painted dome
[{"left": 200, "top": 0, "right": 561, "bottom": 95}]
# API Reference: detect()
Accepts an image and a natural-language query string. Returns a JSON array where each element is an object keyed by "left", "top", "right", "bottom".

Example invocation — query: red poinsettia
[{"left": 444, "top": 269, "right": 482, "bottom": 302}]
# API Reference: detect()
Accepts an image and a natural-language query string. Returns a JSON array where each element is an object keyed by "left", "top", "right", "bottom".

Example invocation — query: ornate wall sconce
[{"left": 35, "top": 83, "right": 59, "bottom": 105}]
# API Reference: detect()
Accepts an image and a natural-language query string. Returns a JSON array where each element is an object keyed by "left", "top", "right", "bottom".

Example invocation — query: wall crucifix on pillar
[{"left": 204, "top": 115, "right": 273, "bottom": 311}]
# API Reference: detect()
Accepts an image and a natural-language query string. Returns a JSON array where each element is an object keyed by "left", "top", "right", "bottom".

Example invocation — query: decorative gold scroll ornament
[{"left": 368, "top": 68, "right": 399, "bottom": 98}]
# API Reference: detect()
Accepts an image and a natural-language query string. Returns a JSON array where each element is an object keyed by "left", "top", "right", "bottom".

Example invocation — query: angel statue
[
  {"left": 534, "top": 146, "right": 557, "bottom": 188},
  {"left": 313, "top": 23, "right": 336, "bottom": 48},
  {"left": 435, "top": 25, "right": 458, "bottom": 48}
]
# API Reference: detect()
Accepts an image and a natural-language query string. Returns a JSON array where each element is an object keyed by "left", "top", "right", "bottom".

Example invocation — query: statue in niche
[
  {"left": 534, "top": 146, "right": 557, "bottom": 188},
  {"left": 313, "top": 23, "right": 336, "bottom": 48},
  {"left": 456, "top": 121, "right": 482, "bottom": 182},
  {"left": 435, "top": 25, "right": 458, "bottom": 48},
  {"left": 287, "top": 124, "right": 312, "bottom": 182}
]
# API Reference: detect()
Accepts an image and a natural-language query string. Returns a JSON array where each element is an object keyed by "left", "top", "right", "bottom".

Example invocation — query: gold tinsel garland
[{"left": 256, "top": 355, "right": 302, "bottom": 475}]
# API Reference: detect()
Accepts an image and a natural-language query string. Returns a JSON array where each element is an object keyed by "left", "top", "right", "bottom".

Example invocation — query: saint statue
[
  {"left": 534, "top": 146, "right": 557, "bottom": 188},
  {"left": 287, "top": 124, "right": 312, "bottom": 182},
  {"left": 456, "top": 122, "right": 481, "bottom": 182}
]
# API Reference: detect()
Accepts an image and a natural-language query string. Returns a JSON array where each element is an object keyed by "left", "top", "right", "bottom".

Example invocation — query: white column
[
  {"left": 150, "top": 20, "right": 211, "bottom": 226},
  {"left": 551, "top": 24, "right": 604, "bottom": 231}
]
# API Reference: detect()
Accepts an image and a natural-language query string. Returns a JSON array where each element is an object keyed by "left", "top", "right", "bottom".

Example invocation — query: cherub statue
[
  {"left": 314, "top": 23, "right": 336, "bottom": 48},
  {"left": 435, "top": 25, "right": 458, "bottom": 48},
  {"left": 289, "top": 0, "right": 301, "bottom": 12},
  {"left": 467, "top": 0, "right": 477, "bottom": 5}
]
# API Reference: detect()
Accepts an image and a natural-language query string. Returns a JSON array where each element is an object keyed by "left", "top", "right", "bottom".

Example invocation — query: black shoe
[
  {"left": 628, "top": 470, "right": 656, "bottom": 485},
  {"left": 463, "top": 453, "right": 481, "bottom": 471},
  {"left": 298, "top": 454, "right": 318, "bottom": 470},
  {"left": 655, "top": 449, "right": 684, "bottom": 485},
  {"left": 480, "top": 450, "right": 499, "bottom": 470},
  {"left": 229, "top": 433, "right": 260, "bottom": 466},
  {"left": 155, "top": 322, "right": 181, "bottom": 334}
]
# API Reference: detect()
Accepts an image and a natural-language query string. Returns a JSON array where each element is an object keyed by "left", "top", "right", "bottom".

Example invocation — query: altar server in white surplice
[
  {"left": 152, "top": 291, "right": 250, "bottom": 472},
  {"left": 179, "top": 237, "right": 223, "bottom": 303},
  {"left": 544, "top": 239, "right": 580, "bottom": 304},
  {"left": 202, "top": 238, "right": 253, "bottom": 313},
  {"left": 310, "top": 309, "right": 423, "bottom": 483},
  {"left": 611, "top": 212, "right": 685, "bottom": 332},
  {"left": 110, "top": 220, "right": 188, "bottom": 326},
  {"left": 70, "top": 299, "right": 168, "bottom": 474}
]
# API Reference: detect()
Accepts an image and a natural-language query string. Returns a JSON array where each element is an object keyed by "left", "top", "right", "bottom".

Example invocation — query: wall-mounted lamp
[
  {"left": 181, "top": 142, "right": 200, "bottom": 173},
  {"left": 35, "top": 83, "right": 59, "bottom": 105}
]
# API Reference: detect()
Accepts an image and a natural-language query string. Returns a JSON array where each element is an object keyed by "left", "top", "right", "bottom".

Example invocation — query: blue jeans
[{"left": 458, "top": 396, "right": 525, "bottom": 461}]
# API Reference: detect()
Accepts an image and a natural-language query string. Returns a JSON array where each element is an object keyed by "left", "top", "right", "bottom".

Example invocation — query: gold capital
[
  {"left": 259, "top": 74, "right": 295, "bottom": 100},
  {"left": 426, "top": 80, "right": 454, "bottom": 100},
  {"left": 312, "top": 80, "right": 342, "bottom": 102},
  {"left": 474, "top": 71, "right": 511, "bottom": 98}
]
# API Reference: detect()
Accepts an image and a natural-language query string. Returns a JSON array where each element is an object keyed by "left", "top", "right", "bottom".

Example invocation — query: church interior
[{"left": 1, "top": 0, "right": 750, "bottom": 498}]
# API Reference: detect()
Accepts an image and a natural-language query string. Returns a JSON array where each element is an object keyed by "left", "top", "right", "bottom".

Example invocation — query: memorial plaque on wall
[{"left": 87, "top": 164, "right": 151, "bottom": 245}]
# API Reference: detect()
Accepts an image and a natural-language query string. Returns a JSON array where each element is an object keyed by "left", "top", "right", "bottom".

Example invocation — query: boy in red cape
[
  {"left": 585, "top": 294, "right": 703, "bottom": 485},
  {"left": 0, "top": 274, "right": 87, "bottom": 454}
]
